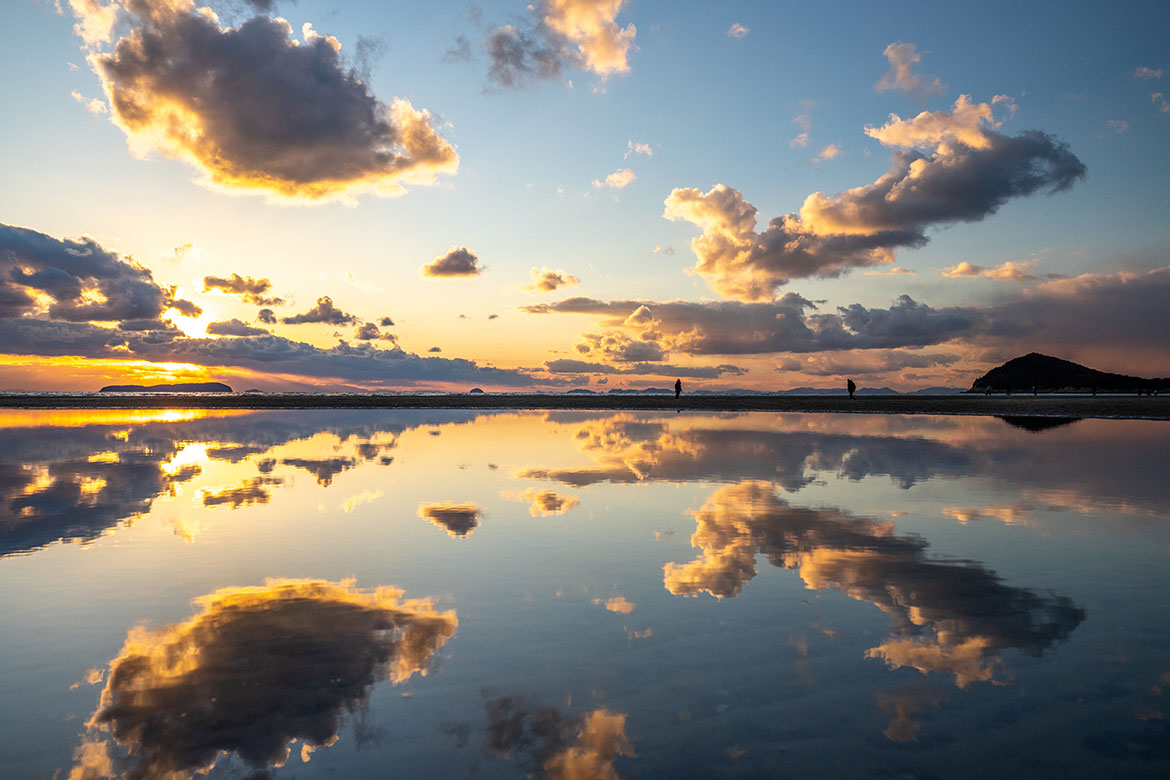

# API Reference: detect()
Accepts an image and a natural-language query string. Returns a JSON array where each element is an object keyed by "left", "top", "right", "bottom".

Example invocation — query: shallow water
[{"left": 1, "top": 409, "right": 1167, "bottom": 779}]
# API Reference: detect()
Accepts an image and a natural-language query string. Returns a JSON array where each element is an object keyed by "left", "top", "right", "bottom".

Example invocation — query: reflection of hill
[
  {"left": 71, "top": 579, "right": 456, "bottom": 780},
  {"left": 0, "top": 410, "right": 486, "bottom": 557},
  {"left": 665, "top": 482, "right": 1085, "bottom": 687},
  {"left": 996, "top": 416, "right": 1082, "bottom": 433}
]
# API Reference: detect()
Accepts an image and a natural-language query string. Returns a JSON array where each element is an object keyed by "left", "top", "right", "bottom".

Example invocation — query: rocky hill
[{"left": 971, "top": 353, "right": 1167, "bottom": 394}]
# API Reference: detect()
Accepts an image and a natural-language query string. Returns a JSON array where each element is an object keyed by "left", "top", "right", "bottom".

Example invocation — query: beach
[{"left": 1, "top": 393, "right": 1167, "bottom": 419}]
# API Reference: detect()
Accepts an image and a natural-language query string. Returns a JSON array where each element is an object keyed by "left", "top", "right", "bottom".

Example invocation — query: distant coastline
[{"left": 0, "top": 393, "right": 1166, "bottom": 421}]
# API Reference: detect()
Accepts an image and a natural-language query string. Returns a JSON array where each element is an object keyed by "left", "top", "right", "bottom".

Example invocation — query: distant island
[
  {"left": 99, "top": 382, "right": 233, "bottom": 393},
  {"left": 971, "top": 353, "right": 1168, "bottom": 394}
]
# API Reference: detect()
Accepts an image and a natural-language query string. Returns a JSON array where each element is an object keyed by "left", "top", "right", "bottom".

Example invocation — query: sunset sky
[{"left": 0, "top": 0, "right": 1167, "bottom": 392}]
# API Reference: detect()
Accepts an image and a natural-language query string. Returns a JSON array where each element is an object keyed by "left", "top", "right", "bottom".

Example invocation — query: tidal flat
[{"left": 1, "top": 409, "right": 1168, "bottom": 778}]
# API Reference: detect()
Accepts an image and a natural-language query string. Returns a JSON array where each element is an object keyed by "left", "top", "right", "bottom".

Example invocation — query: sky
[{"left": 0, "top": 0, "right": 1167, "bottom": 392}]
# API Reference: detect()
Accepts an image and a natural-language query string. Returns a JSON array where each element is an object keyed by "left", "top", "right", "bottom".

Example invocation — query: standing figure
[
  {"left": 674, "top": 378, "right": 682, "bottom": 399},
  {"left": 847, "top": 378, "right": 856, "bottom": 399}
]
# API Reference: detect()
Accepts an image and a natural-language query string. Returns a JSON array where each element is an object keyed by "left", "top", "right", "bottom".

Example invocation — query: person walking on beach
[
  {"left": 674, "top": 378, "right": 682, "bottom": 399},
  {"left": 847, "top": 378, "right": 856, "bottom": 399}
]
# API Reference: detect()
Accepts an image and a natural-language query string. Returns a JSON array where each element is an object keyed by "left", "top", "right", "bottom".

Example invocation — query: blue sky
[{"left": 0, "top": 0, "right": 1166, "bottom": 391}]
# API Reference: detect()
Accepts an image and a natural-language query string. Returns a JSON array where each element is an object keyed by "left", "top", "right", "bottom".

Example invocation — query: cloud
[
  {"left": 69, "top": 579, "right": 457, "bottom": 779},
  {"left": 1132, "top": 66, "right": 1163, "bottom": 80},
  {"left": 624, "top": 140, "right": 652, "bottom": 158},
  {"left": 875, "top": 42, "right": 945, "bottom": 98},
  {"left": 476, "top": 696, "right": 633, "bottom": 779},
  {"left": 593, "top": 595, "right": 635, "bottom": 614},
  {"left": 1106, "top": 119, "right": 1130, "bottom": 134},
  {"left": 815, "top": 142, "right": 841, "bottom": 161},
  {"left": 727, "top": 22, "right": 749, "bottom": 39},
  {"left": 354, "top": 321, "right": 396, "bottom": 341},
  {"left": 206, "top": 318, "right": 270, "bottom": 337},
  {"left": 593, "top": 168, "right": 635, "bottom": 189},
  {"left": 652, "top": 245, "right": 674, "bottom": 255},
  {"left": 418, "top": 501, "right": 483, "bottom": 537},
  {"left": 508, "top": 487, "right": 580, "bottom": 516},
  {"left": 1152, "top": 92, "right": 1170, "bottom": 114},
  {"left": 863, "top": 266, "right": 914, "bottom": 276},
  {"left": 664, "top": 95, "right": 1084, "bottom": 299},
  {"left": 423, "top": 247, "right": 483, "bottom": 278},
  {"left": 0, "top": 316, "right": 548, "bottom": 388},
  {"left": 202, "top": 273, "right": 283, "bottom": 306},
  {"left": 0, "top": 222, "right": 200, "bottom": 322},
  {"left": 526, "top": 267, "right": 581, "bottom": 292},
  {"left": 201, "top": 476, "right": 283, "bottom": 508},
  {"left": 790, "top": 113, "right": 810, "bottom": 148},
  {"left": 379, "top": 316, "right": 395, "bottom": 327},
  {"left": 281, "top": 296, "right": 356, "bottom": 325},
  {"left": 523, "top": 294, "right": 978, "bottom": 355},
  {"left": 663, "top": 481, "right": 1083, "bottom": 685},
  {"left": 782, "top": 350, "right": 959, "bottom": 377},
  {"left": 70, "top": 89, "right": 107, "bottom": 114},
  {"left": 484, "top": 0, "right": 636, "bottom": 87},
  {"left": 282, "top": 456, "right": 358, "bottom": 486},
  {"left": 942, "top": 259, "right": 1046, "bottom": 281},
  {"left": 257, "top": 308, "right": 276, "bottom": 324},
  {"left": 543, "top": 359, "right": 745, "bottom": 379},
  {"left": 68, "top": 0, "right": 457, "bottom": 202}
]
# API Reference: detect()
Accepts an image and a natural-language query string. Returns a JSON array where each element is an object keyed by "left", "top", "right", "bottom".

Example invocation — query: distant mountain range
[
  {"left": 970, "top": 353, "right": 1168, "bottom": 394},
  {"left": 99, "top": 382, "right": 233, "bottom": 393}
]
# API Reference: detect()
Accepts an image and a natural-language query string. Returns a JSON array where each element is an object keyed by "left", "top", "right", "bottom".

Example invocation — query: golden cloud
[
  {"left": 419, "top": 501, "right": 483, "bottom": 537},
  {"left": 70, "top": 0, "right": 457, "bottom": 202}
]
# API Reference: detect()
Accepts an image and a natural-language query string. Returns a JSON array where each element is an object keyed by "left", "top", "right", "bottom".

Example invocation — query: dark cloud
[
  {"left": 71, "top": 580, "right": 457, "bottom": 779},
  {"left": 423, "top": 247, "right": 483, "bottom": 278},
  {"left": 486, "top": 24, "right": 565, "bottom": 87},
  {"left": 116, "top": 318, "right": 179, "bottom": 333},
  {"left": 73, "top": 0, "right": 457, "bottom": 201},
  {"left": 206, "top": 318, "right": 270, "bottom": 337},
  {"left": 429, "top": 346, "right": 442, "bottom": 352},
  {"left": 664, "top": 97, "right": 1085, "bottom": 299},
  {"left": 281, "top": 296, "right": 357, "bottom": 325},
  {"left": 0, "top": 316, "right": 548, "bottom": 388},
  {"left": 524, "top": 294, "right": 977, "bottom": 355},
  {"left": 664, "top": 481, "right": 1084, "bottom": 686},
  {"left": 543, "top": 359, "right": 745, "bottom": 379},
  {"left": 202, "top": 273, "right": 283, "bottom": 306},
  {"left": 354, "top": 321, "right": 397, "bottom": 342},
  {"left": 418, "top": 502, "right": 482, "bottom": 537},
  {"left": 481, "top": 0, "right": 636, "bottom": 89},
  {"left": 0, "top": 222, "right": 199, "bottom": 322},
  {"left": 379, "top": 316, "right": 395, "bottom": 327},
  {"left": 526, "top": 267, "right": 581, "bottom": 292},
  {"left": 257, "top": 308, "right": 277, "bottom": 324}
]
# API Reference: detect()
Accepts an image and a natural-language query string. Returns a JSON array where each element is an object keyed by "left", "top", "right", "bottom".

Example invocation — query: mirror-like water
[{"left": 1, "top": 409, "right": 1167, "bottom": 779}]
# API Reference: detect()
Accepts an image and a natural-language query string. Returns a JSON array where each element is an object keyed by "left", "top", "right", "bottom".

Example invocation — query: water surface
[{"left": 1, "top": 409, "right": 1167, "bottom": 778}]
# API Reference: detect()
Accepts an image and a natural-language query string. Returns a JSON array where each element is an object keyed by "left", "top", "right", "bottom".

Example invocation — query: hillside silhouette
[{"left": 971, "top": 353, "right": 1168, "bottom": 394}]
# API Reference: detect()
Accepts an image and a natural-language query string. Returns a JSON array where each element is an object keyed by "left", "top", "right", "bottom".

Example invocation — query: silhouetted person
[
  {"left": 985, "top": 385, "right": 992, "bottom": 396},
  {"left": 847, "top": 378, "right": 856, "bottom": 399},
  {"left": 674, "top": 378, "right": 682, "bottom": 399}
]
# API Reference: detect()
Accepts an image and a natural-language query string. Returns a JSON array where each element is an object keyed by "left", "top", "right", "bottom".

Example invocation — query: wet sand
[{"left": 0, "top": 393, "right": 1167, "bottom": 420}]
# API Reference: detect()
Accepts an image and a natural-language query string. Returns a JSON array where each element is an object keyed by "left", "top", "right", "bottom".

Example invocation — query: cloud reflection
[
  {"left": 418, "top": 502, "right": 483, "bottom": 538},
  {"left": 476, "top": 695, "right": 634, "bottom": 779},
  {"left": 664, "top": 481, "right": 1084, "bottom": 687},
  {"left": 69, "top": 579, "right": 457, "bottom": 779}
]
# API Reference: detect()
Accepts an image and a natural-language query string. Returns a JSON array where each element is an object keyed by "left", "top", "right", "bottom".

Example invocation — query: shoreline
[{"left": 0, "top": 394, "right": 1167, "bottom": 420}]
